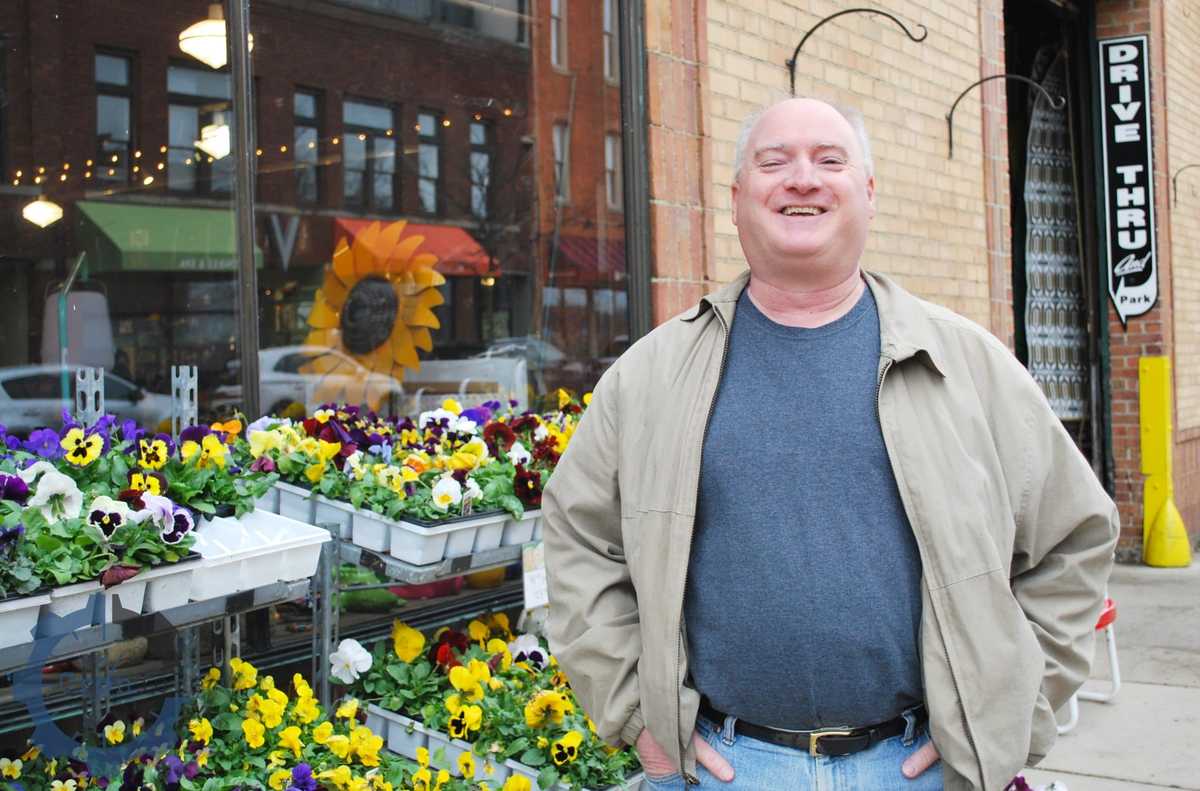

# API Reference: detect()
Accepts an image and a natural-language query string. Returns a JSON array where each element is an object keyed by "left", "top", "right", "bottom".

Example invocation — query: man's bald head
[{"left": 733, "top": 98, "right": 874, "bottom": 182}]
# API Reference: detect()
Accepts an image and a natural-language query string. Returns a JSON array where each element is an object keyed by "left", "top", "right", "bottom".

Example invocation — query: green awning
[{"left": 77, "top": 200, "right": 263, "bottom": 272}]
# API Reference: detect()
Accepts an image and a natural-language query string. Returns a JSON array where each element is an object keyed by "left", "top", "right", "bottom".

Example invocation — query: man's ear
[
  {"left": 731, "top": 179, "right": 739, "bottom": 226},
  {"left": 865, "top": 175, "right": 876, "bottom": 219}
]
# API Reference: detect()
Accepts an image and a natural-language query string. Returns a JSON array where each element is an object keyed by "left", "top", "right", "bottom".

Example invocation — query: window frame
[
  {"left": 552, "top": 121, "right": 570, "bottom": 205},
  {"left": 416, "top": 108, "right": 443, "bottom": 216},
  {"left": 605, "top": 132, "right": 623, "bottom": 211},
  {"left": 166, "top": 61, "right": 235, "bottom": 196},
  {"left": 341, "top": 96, "right": 398, "bottom": 211},
  {"left": 603, "top": 0, "right": 619, "bottom": 83},
  {"left": 95, "top": 50, "right": 137, "bottom": 186},
  {"left": 550, "top": 0, "right": 567, "bottom": 70},
  {"left": 293, "top": 87, "right": 322, "bottom": 205},
  {"left": 469, "top": 119, "right": 492, "bottom": 220}
]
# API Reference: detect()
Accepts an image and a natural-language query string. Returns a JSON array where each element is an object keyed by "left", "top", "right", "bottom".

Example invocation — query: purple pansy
[
  {"left": 23, "top": 428, "right": 63, "bottom": 459},
  {"left": 161, "top": 506, "right": 195, "bottom": 544},
  {"left": 287, "top": 763, "right": 317, "bottom": 791},
  {"left": 0, "top": 473, "right": 29, "bottom": 504},
  {"left": 250, "top": 456, "right": 276, "bottom": 473},
  {"left": 178, "top": 424, "right": 211, "bottom": 445}
]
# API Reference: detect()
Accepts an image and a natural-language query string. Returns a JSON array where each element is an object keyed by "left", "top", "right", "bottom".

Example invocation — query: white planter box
[
  {"left": 276, "top": 481, "right": 316, "bottom": 524},
  {"left": 141, "top": 558, "right": 202, "bottom": 613},
  {"left": 254, "top": 486, "right": 281, "bottom": 513},
  {"left": 505, "top": 760, "right": 644, "bottom": 791},
  {"left": 103, "top": 578, "right": 148, "bottom": 620},
  {"left": 364, "top": 708, "right": 387, "bottom": 740},
  {"left": 44, "top": 579, "right": 104, "bottom": 625},
  {"left": 191, "top": 511, "right": 329, "bottom": 599},
  {"left": 386, "top": 511, "right": 509, "bottom": 566},
  {"left": 314, "top": 495, "right": 355, "bottom": 539},
  {"left": 0, "top": 591, "right": 51, "bottom": 650},
  {"left": 352, "top": 508, "right": 391, "bottom": 552},
  {"left": 501, "top": 509, "right": 541, "bottom": 546}
]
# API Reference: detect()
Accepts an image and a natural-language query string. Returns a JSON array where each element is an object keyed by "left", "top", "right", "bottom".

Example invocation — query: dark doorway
[{"left": 1004, "top": 0, "right": 1105, "bottom": 471}]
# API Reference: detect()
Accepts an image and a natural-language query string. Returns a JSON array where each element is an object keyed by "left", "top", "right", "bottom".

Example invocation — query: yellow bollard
[{"left": 1139, "top": 357, "right": 1192, "bottom": 567}]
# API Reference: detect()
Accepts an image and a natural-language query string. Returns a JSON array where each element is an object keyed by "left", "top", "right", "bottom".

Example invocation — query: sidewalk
[{"left": 1021, "top": 561, "right": 1200, "bottom": 790}]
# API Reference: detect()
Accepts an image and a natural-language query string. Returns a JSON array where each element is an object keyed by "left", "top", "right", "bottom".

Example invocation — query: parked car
[
  {"left": 211, "top": 346, "right": 409, "bottom": 417},
  {"left": 0, "top": 365, "right": 172, "bottom": 435},
  {"left": 472, "top": 336, "right": 591, "bottom": 397}
]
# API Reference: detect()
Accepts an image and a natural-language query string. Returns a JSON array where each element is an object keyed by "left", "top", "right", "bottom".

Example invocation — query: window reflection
[{"left": 0, "top": 0, "right": 630, "bottom": 437}]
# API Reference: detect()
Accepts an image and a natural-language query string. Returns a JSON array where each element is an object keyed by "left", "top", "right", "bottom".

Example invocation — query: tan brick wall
[
  {"left": 704, "top": 0, "right": 994, "bottom": 328},
  {"left": 1165, "top": 1, "right": 1200, "bottom": 432}
]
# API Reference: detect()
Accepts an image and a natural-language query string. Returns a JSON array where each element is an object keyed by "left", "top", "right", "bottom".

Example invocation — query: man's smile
[{"left": 779, "top": 205, "right": 827, "bottom": 216}]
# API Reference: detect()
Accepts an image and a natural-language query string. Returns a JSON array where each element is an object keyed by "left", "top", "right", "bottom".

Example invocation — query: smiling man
[{"left": 542, "top": 98, "right": 1118, "bottom": 791}]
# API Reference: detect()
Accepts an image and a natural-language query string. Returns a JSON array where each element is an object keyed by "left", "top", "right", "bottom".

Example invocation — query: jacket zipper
[
  {"left": 676, "top": 311, "right": 732, "bottom": 785},
  {"left": 876, "top": 355, "right": 983, "bottom": 781}
]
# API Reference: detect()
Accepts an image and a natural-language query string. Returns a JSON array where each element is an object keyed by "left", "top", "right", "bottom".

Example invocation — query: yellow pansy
[
  {"left": 485, "top": 639, "right": 512, "bottom": 670},
  {"left": 242, "top": 718, "right": 265, "bottom": 749},
  {"left": 293, "top": 694, "right": 321, "bottom": 724},
  {"left": 467, "top": 620, "right": 490, "bottom": 644},
  {"left": 350, "top": 726, "right": 383, "bottom": 766},
  {"left": 18, "top": 746, "right": 38, "bottom": 763},
  {"left": 449, "top": 666, "right": 484, "bottom": 703},
  {"left": 268, "top": 749, "right": 288, "bottom": 768},
  {"left": 188, "top": 717, "right": 213, "bottom": 745},
  {"left": 294, "top": 673, "right": 314, "bottom": 699},
  {"left": 248, "top": 429, "right": 283, "bottom": 458},
  {"left": 336, "top": 698, "right": 359, "bottom": 720},
  {"left": 501, "top": 776, "right": 531, "bottom": 791},
  {"left": 0, "top": 758, "right": 22, "bottom": 779},
  {"left": 230, "top": 657, "right": 258, "bottom": 690},
  {"left": 312, "top": 721, "right": 334, "bottom": 744},
  {"left": 457, "top": 751, "right": 476, "bottom": 779},
  {"left": 392, "top": 620, "right": 426, "bottom": 662},
  {"left": 524, "top": 691, "right": 573, "bottom": 728},
  {"left": 314, "top": 408, "right": 335, "bottom": 424},
  {"left": 433, "top": 769, "right": 450, "bottom": 791},
  {"left": 181, "top": 433, "right": 228, "bottom": 469},
  {"left": 201, "top": 667, "right": 221, "bottom": 691},
  {"left": 446, "top": 700, "right": 483, "bottom": 740},
  {"left": 318, "top": 766, "right": 352, "bottom": 789},
  {"left": 269, "top": 769, "right": 292, "bottom": 791},
  {"left": 326, "top": 734, "right": 351, "bottom": 759},
  {"left": 211, "top": 418, "right": 243, "bottom": 439},
  {"left": 279, "top": 726, "right": 304, "bottom": 758},
  {"left": 484, "top": 612, "right": 511, "bottom": 639},
  {"left": 103, "top": 721, "right": 125, "bottom": 745},
  {"left": 583, "top": 392, "right": 592, "bottom": 406},
  {"left": 416, "top": 747, "right": 430, "bottom": 768},
  {"left": 196, "top": 750, "right": 209, "bottom": 768},
  {"left": 411, "top": 768, "right": 432, "bottom": 791},
  {"left": 50, "top": 780, "right": 77, "bottom": 791},
  {"left": 551, "top": 730, "right": 584, "bottom": 766},
  {"left": 442, "top": 398, "right": 463, "bottom": 415},
  {"left": 61, "top": 428, "right": 103, "bottom": 466},
  {"left": 557, "top": 388, "right": 572, "bottom": 410},
  {"left": 318, "top": 439, "right": 342, "bottom": 462},
  {"left": 268, "top": 686, "right": 290, "bottom": 708},
  {"left": 131, "top": 718, "right": 143, "bottom": 736},
  {"left": 400, "top": 466, "right": 420, "bottom": 482},
  {"left": 137, "top": 437, "right": 170, "bottom": 470}
]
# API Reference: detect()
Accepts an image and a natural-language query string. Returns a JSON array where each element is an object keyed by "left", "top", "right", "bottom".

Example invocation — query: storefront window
[{"left": 0, "top": 0, "right": 632, "bottom": 435}]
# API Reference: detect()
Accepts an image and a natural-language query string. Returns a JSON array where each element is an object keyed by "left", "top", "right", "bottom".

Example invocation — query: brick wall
[
  {"left": 1096, "top": 0, "right": 1178, "bottom": 549},
  {"left": 703, "top": 0, "right": 995, "bottom": 329},
  {"left": 1163, "top": 0, "right": 1200, "bottom": 536}
]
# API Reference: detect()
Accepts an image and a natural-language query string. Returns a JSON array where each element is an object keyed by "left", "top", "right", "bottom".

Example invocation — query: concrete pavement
[{"left": 1021, "top": 562, "right": 1200, "bottom": 790}]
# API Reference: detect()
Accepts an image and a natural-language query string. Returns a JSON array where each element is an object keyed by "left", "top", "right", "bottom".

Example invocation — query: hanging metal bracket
[
  {"left": 171, "top": 365, "right": 199, "bottom": 440},
  {"left": 1171, "top": 163, "right": 1200, "bottom": 205},
  {"left": 946, "top": 74, "right": 1065, "bottom": 158},
  {"left": 786, "top": 8, "right": 927, "bottom": 95},
  {"left": 75, "top": 367, "right": 105, "bottom": 427}
]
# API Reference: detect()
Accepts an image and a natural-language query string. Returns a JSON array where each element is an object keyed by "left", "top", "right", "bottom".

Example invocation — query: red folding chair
[{"left": 1056, "top": 596, "right": 1119, "bottom": 734}]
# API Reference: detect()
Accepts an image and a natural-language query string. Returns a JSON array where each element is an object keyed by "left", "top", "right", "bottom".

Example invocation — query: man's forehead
[{"left": 752, "top": 140, "right": 850, "bottom": 157}]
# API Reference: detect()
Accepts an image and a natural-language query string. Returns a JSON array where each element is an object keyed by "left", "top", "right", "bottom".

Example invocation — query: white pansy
[
  {"left": 419, "top": 408, "right": 457, "bottom": 429},
  {"left": 533, "top": 424, "right": 549, "bottom": 442},
  {"left": 463, "top": 477, "right": 483, "bottom": 503},
  {"left": 329, "top": 638, "right": 373, "bottom": 684},
  {"left": 26, "top": 469, "right": 83, "bottom": 524},
  {"left": 17, "top": 460, "right": 58, "bottom": 484},
  {"left": 507, "top": 440, "right": 531, "bottom": 466},
  {"left": 431, "top": 476, "right": 463, "bottom": 511}
]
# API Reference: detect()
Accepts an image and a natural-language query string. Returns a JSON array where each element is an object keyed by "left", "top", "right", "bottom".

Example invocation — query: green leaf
[
  {"left": 519, "top": 748, "right": 545, "bottom": 767},
  {"left": 537, "top": 766, "right": 560, "bottom": 788}
]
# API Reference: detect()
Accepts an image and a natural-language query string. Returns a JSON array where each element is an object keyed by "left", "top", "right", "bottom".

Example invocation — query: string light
[
  {"left": 33, "top": 175, "right": 43, "bottom": 184},
  {"left": 85, "top": 171, "right": 92, "bottom": 179},
  {"left": 474, "top": 113, "right": 482, "bottom": 121},
  {"left": 280, "top": 144, "right": 288, "bottom": 153},
  {"left": 156, "top": 162, "right": 164, "bottom": 170},
  {"left": 37, "top": 166, "right": 46, "bottom": 174},
  {"left": 134, "top": 150, "right": 142, "bottom": 158},
  {"left": 185, "top": 157, "right": 193, "bottom": 165},
  {"left": 133, "top": 164, "right": 140, "bottom": 173},
  {"left": 111, "top": 154, "right": 119, "bottom": 163},
  {"left": 143, "top": 175, "right": 154, "bottom": 185},
  {"left": 107, "top": 168, "right": 116, "bottom": 176},
  {"left": 59, "top": 173, "right": 67, "bottom": 182},
  {"left": 14, "top": 170, "right": 22, "bottom": 178},
  {"left": 160, "top": 145, "right": 168, "bottom": 154},
  {"left": 503, "top": 108, "right": 513, "bottom": 117},
  {"left": 85, "top": 160, "right": 93, "bottom": 167},
  {"left": 63, "top": 163, "right": 70, "bottom": 171},
  {"left": 386, "top": 129, "right": 394, "bottom": 136},
  {"left": 357, "top": 133, "right": 366, "bottom": 141},
  {"left": 332, "top": 137, "right": 340, "bottom": 145},
  {"left": 308, "top": 141, "right": 315, "bottom": 149},
  {"left": 442, "top": 119, "right": 451, "bottom": 127}
]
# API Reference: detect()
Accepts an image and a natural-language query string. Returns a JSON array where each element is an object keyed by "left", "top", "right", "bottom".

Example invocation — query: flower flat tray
[
  {"left": 365, "top": 705, "right": 643, "bottom": 791},
  {"left": 191, "top": 509, "right": 329, "bottom": 600},
  {"left": 273, "top": 481, "right": 355, "bottom": 539}
]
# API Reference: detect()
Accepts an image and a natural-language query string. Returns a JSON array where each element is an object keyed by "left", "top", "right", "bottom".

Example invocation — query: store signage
[{"left": 1098, "top": 35, "right": 1157, "bottom": 326}]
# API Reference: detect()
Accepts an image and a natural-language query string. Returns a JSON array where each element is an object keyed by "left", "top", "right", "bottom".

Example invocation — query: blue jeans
[{"left": 643, "top": 709, "right": 944, "bottom": 791}]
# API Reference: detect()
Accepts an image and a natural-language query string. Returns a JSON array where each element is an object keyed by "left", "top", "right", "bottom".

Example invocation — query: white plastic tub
[
  {"left": 385, "top": 511, "right": 509, "bottom": 566},
  {"left": 141, "top": 557, "right": 203, "bottom": 612},
  {"left": 352, "top": 508, "right": 392, "bottom": 552},
  {"left": 276, "top": 481, "right": 316, "bottom": 524},
  {"left": 314, "top": 495, "right": 355, "bottom": 539},
  {"left": 254, "top": 485, "right": 281, "bottom": 513},
  {"left": 46, "top": 579, "right": 103, "bottom": 619},
  {"left": 0, "top": 591, "right": 51, "bottom": 650},
  {"left": 501, "top": 510, "right": 541, "bottom": 546},
  {"left": 368, "top": 705, "right": 427, "bottom": 759},
  {"left": 190, "top": 511, "right": 329, "bottom": 599},
  {"left": 103, "top": 578, "right": 148, "bottom": 620}
]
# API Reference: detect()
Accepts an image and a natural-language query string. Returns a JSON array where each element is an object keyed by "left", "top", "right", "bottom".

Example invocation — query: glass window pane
[
  {"left": 418, "top": 113, "right": 436, "bottom": 136},
  {"left": 97, "top": 95, "right": 131, "bottom": 142},
  {"left": 343, "top": 135, "right": 367, "bottom": 203},
  {"left": 419, "top": 179, "right": 436, "bottom": 213},
  {"left": 344, "top": 100, "right": 392, "bottom": 130},
  {"left": 167, "top": 66, "right": 232, "bottom": 99},
  {"left": 373, "top": 174, "right": 394, "bottom": 209},
  {"left": 95, "top": 53, "right": 129, "bottom": 85},
  {"left": 470, "top": 122, "right": 486, "bottom": 145},
  {"left": 295, "top": 126, "right": 318, "bottom": 163},
  {"left": 376, "top": 138, "right": 396, "bottom": 174},
  {"left": 294, "top": 92, "right": 317, "bottom": 119},
  {"left": 419, "top": 143, "right": 439, "bottom": 178}
]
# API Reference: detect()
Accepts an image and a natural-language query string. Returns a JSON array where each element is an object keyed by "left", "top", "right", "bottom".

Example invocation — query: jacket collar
[{"left": 683, "top": 268, "right": 947, "bottom": 377}]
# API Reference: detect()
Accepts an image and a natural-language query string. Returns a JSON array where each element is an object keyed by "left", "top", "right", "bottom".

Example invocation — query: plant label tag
[{"left": 522, "top": 541, "right": 550, "bottom": 610}]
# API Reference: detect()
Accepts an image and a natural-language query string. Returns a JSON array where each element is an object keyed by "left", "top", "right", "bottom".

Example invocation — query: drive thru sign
[{"left": 1098, "top": 35, "right": 1157, "bottom": 326}]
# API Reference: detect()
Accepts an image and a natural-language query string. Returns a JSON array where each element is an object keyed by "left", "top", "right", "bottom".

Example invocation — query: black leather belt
[{"left": 699, "top": 698, "right": 926, "bottom": 757}]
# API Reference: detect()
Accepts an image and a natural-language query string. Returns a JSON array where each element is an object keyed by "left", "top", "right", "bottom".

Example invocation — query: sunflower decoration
[{"left": 303, "top": 221, "right": 445, "bottom": 408}]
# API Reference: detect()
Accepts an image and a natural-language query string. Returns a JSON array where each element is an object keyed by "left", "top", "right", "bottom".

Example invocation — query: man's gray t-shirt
[{"left": 684, "top": 285, "right": 925, "bottom": 730}]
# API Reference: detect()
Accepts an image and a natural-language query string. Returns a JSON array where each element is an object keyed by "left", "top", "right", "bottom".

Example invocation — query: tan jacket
[{"left": 543, "top": 270, "right": 1118, "bottom": 790}]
